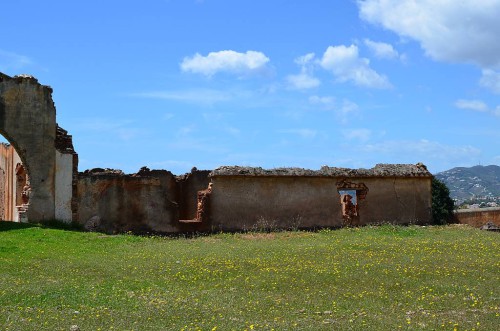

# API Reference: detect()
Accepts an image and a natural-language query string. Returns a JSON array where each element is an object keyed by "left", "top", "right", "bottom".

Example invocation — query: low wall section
[
  {"left": 75, "top": 164, "right": 432, "bottom": 234},
  {"left": 207, "top": 165, "right": 432, "bottom": 231},
  {"left": 454, "top": 208, "right": 500, "bottom": 227},
  {"left": 77, "top": 169, "right": 179, "bottom": 233},
  {"left": 76, "top": 167, "right": 210, "bottom": 233}
]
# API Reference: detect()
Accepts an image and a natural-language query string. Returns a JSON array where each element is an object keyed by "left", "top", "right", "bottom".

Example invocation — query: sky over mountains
[{"left": 1, "top": 0, "right": 499, "bottom": 174}]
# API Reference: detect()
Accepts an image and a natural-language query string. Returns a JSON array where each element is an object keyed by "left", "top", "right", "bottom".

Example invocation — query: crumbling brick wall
[
  {"left": 75, "top": 167, "right": 212, "bottom": 233},
  {"left": 454, "top": 208, "right": 500, "bottom": 227},
  {"left": 176, "top": 167, "right": 211, "bottom": 221}
]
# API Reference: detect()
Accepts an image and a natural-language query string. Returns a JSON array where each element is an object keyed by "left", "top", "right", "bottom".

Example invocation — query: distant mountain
[{"left": 435, "top": 165, "right": 500, "bottom": 201}]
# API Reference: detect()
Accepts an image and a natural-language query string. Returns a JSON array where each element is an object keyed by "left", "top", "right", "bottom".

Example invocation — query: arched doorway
[
  {"left": 0, "top": 135, "right": 32, "bottom": 222},
  {"left": 0, "top": 73, "right": 57, "bottom": 222},
  {"left": 1, "top": 73, "right": 78, "bottom": 223}
]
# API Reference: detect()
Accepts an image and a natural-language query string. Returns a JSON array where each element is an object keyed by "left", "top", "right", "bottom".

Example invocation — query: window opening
[{"left": 337, "top": 180, "right": 368, "bottom": 227}]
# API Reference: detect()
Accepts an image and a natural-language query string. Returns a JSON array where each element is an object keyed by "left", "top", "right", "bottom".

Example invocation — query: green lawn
[{"left": 0, "top": 222, "right": 499, "bottom": 331}]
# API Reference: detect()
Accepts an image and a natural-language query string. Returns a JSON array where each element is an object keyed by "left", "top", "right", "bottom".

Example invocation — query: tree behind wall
[{"left": 431, "top": 177, "right": 455, "bottom": 225}]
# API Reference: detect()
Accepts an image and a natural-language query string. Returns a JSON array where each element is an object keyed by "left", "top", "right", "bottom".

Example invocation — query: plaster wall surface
[
  {"left": 55, "top": 151, "right": 73, "bottom": 222},
  {"left": 360, "top": 177, "right": 432, "bottom": 224},
  {"left": 76, "top": 171, "right": 181, "bottom": 233},
  {"left": 0, "top": 74, "right": 56, "bottom": 221},
  {"left": 0, "top": 143, "right": 22, "bottom": 221},
  {"left": 209, "top": 176, "right": 342, "bottom": 231},
  {"left": 0, "top": 166, "right": 4, "bottom": 219},
  {"left": 454, "top": 208, "right": 500, "bottom": 227},
  {"left": 177, "top": 169, "right": 211, "bottom": 220},
  {"left": 208, "top": 176, "right": 432, "bottom": 231}
]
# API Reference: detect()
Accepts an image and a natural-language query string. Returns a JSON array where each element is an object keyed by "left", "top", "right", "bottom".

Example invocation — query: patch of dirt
[{"left": 240, "top": 233, "right": 277, "bottom": 240}]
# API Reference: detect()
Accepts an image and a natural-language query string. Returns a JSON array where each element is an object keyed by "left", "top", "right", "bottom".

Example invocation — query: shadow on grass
[
  {"left": 0, "top": 220, "right": 85, "bottom": 232},
  {"left": 0, "top": 220, "right": 38, "bottom": 231},
  {"left": 36, "top": 219, "right": 85, "bottom": 232}
]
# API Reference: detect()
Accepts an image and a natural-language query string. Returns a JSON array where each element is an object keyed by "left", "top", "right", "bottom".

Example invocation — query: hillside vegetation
[
  {"left": 0, "top": 222, "right": 499, "bottom": 330},
  {"left": 436, "top": 165, "right": 500, "bottom": 200}
]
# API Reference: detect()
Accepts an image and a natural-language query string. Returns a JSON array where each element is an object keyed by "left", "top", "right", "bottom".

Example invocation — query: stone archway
[{"left": 0, "top": 73, "right": 58, "bottom": 221}]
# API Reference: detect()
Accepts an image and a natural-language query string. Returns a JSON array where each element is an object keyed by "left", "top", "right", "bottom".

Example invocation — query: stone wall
[
  {"left": 75, "top": 168, "right": 211, "bottom": 233},
  {"left": 77, "top": 169, "right": 178, "bottom": 233},
  {"left": 0, "top": 144, "right": 12, "bottom": 220},
  {"left": 454, "top": 208, "right": 500, "bottom": 227},
  {"left": 177, "top": 168, "right": 211, "bottom": 221},
  {"left": 0, "top": 74, "right": 57, "bottom": 221},
  {"left": 55, "top": 151, "right": 74, "bottom": 221},
  {"left": 0, "top": 143, "right": 22, "bottom": 221},
  {"left": 0, "top": 73, "right": 78, "bottom": 223}
]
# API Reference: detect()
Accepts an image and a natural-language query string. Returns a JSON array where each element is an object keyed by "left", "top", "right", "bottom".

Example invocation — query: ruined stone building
[{"left": 0, "top": 73, "right": 434, "bottom": 233}]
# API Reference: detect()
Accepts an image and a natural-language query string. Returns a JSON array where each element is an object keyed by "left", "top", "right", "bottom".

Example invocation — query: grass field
[{"left": 0, "top": 222, "right": 499, "bottom": 331}]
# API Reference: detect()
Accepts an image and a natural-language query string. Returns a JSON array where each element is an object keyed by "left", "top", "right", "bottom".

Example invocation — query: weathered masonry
[
  {"left": 0, "top": 73, "right": 433, "bottom": 233},
  {"left": 0, "top": 73, "right": 77, "bottom": 223},
  {"left": 454, "top": 207, "right": 500, "bottom": 228},
  {"left": 207, "top": 165, "right": 432, "bottom": 231}
]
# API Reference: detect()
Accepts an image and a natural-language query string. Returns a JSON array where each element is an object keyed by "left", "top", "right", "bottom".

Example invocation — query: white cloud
[
  {"left": 479, "top": 69, "right": 500, "bottom": 94},
  {"left": 0, "top": 49, "right": 33, "bottom": 71},
  {"left": 177, "top": 125, "right": 196, "bottom": 137},
  {"left": 76, "top": 118, "right": 135, "bottom": 132},
  {"left": 286, "top": 71, "right": 320, "bottom": 90},
  {"left": 294, "top": 53, "right": 316, "bottom": 66},
  {"left": 339, "top": 99, "right": 360, "bottom": 116},
  {"left": 494, "top": 106, "right": 500, "bottom": 117},
  {"left": 362, "top": 139, "right": 481, "bottom": 161},
  {"left": 319, "top": 44, "right": 391, "bottom": 89},
  {"left": 309, "top": 95, "right": 336, "bottom": 110},
  {"left": 132, "top": 88, "right": 248, "bottom": 106},
  {"left": 225, "top": 126, "right": 241, "bottom": 136},
  {"left": 364, "top": 39, "right": 400, "bottom": 60},
  {"left": 309, "top": 95, "right": 360, "bottom": 124},
  {"left": 286, "top": 53, "right": 320, "bottom": 90},
  {"left": 74, "top": 118, "right": 143, "bottom": 141},
  {"left": 342, "top": 129, "right": 372, "bottom": 142},
  {"left": 455, "top": 99, "right": 489, "bottom": 112},
  {"left": 358, "top": 0, "right": 500, "bottom": 68},
  {"left": 455, "top": 98, "right": 500, "bottom": 117},
  {"left": 279, "top": 129, "right": 317, "bottom": 139},
  {"left": 180, "top": 50, "right": 270, "bottom": 77}
]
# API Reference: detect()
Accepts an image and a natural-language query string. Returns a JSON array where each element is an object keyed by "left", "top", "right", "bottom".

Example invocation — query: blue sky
[{"left": 1, "top": 0, "right": 499, "bottom": 174}]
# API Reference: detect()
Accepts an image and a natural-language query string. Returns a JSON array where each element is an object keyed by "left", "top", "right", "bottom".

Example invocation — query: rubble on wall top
[
  {"left": 176, "top": 167, "right": 212, "bottom": 182},
  {"left": 0, "top": 72, "right": 52, "bottom": 90},
  {"left": 13, "top": 74, "right": 37, "bottom": 81},
  {"left": 0, "top": 72, "right": 37, "bottom": 83},
  {"left": 210, "top": 163, "right": 432, "bottom": 178},
  {"left": 211, "top": 166, "right": 318, "bottom": 177},
  {"left": 79, "top": 166, "right": 175, "bottom": 178},
  {"left": 80, "top": 168, "right": 125, "bottom": 176},
  {"left": 55, "top": 124, "right": 76, "bottom": 154},
  {"left": 132, "top": 166, "right": 174, "bottom": 177}
]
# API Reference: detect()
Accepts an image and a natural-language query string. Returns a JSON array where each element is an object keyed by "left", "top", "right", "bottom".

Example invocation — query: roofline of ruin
[
  {"left": 77, "top": 163, "right": 433, "bottom": 179},
  {"left": 210, "top": 163, "right": 433, "bottom": 178}
]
